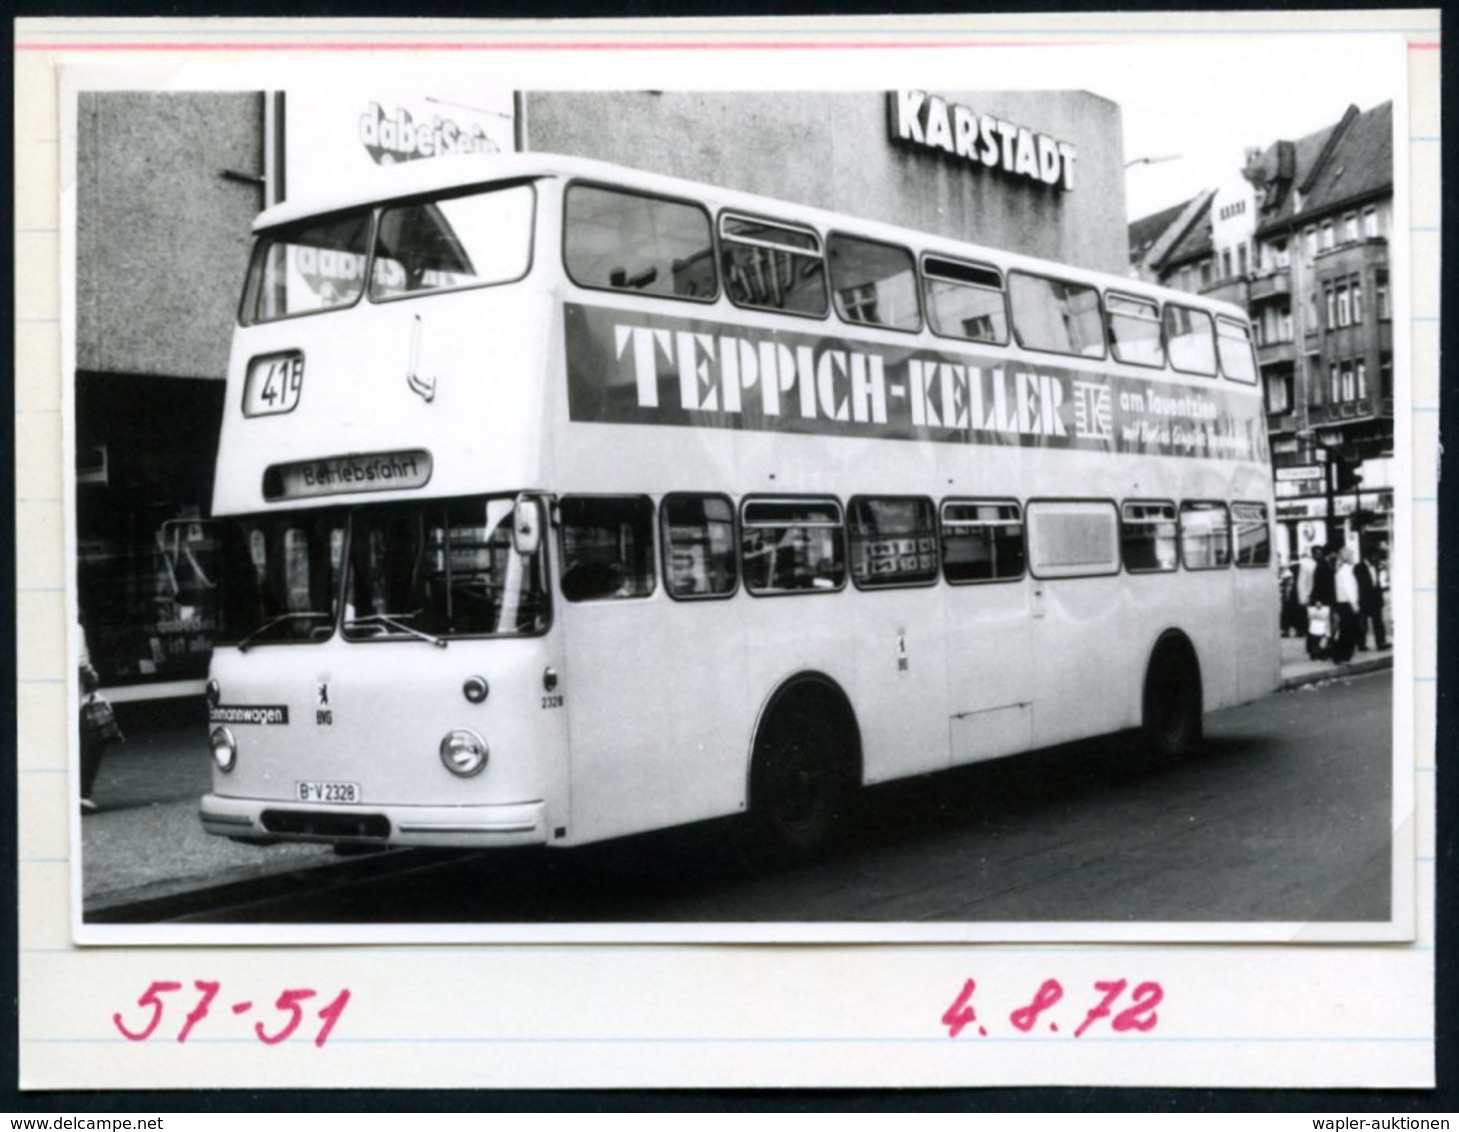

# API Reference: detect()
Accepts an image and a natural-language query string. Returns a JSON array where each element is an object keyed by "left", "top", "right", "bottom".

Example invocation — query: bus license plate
[{"left": 296, "top": 780, "right": 359, "bottom": 804}]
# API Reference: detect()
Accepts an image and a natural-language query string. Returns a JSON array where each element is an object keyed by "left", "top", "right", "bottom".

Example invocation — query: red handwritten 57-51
[{"left": 114, "top": 981, "right": 350, "bottom": 1047}]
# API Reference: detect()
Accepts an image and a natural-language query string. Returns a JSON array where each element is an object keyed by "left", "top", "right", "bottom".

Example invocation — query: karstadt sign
[{"left": 888, "top": 90, "right": 1078, "bottom": 191}]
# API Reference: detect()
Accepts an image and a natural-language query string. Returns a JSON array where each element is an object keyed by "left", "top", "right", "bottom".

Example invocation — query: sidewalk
[{"left": 80, "top": 640, "right": 1394, "bottom": 915}]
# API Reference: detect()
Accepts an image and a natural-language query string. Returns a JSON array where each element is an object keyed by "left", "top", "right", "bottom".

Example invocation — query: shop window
[
  {"left": 1106, "top": 294, "right": 1164, "bottom": 368},
  {"left": 940, "top": 500, "right": 1025, "bottom": 584},
  {"left": 741, "top": 497, "right": 846, "bottom": 595},
  {"left": 1179, "top": 502, "right": 1232, "bottom": 570},
  {"left": 827, "top": 234, "right": 920, "bottom": 331},
  {"left": 848, "top": 496, "right": 937, "bottom": 589},
  {"left": 720, "top": 214, "right": 827, "bottom": 317},
  {"left": 564, "top": 185, "right": 716, "bottom": 302},
  {"left": 1233, "top": 502, "right": 1272, "bottom": 567},
  {"left": 1163, "top": 303, "right": 1217, "bottom": 376},
  {"left": 1121, "top": 501, "right": 1178, "bottom": 573},
  {"left": 1026, "top": 500, "right": 1120, "bottom": 579},
  {"left": 661, "top": 494, "right": 737, "bottom": 599},
  {"left": 923, "top": 256, "right": 1009, "bottom": 345},
  {"left": 558, "top": 495, "right": 657, "bottom": 602},
  {"left": 1008, "top": 271, "right": 1106, "bottom": 358}
]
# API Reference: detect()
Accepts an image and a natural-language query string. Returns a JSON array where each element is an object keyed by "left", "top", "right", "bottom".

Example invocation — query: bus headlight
[
  {"left": 439, "top": 729, "right": 489, "bottom": 777},
  {"left": 210, "top": 726, "right": 238, "bottom": 773}
]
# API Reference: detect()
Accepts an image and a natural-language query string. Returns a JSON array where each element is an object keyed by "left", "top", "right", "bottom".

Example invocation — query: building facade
[
  {"left": 1131, "top": 102, "right": 1394, "bottom": 564},
  {"left": 75, "top": 87, "right": 1130, "bottom": 689}
]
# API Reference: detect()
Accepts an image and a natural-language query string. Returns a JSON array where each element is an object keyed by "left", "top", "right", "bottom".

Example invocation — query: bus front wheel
[
  {"left": 750, "top": 686, "right": 857, "bottom": 859},
  {"left": 1142, "top": 635, "right": 1203, "bottom": 758}
]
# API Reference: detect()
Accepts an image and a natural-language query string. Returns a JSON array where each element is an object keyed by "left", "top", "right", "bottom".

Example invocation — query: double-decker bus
[{"left": 199, "top": 152, "right": 1278, "bottom": 856}]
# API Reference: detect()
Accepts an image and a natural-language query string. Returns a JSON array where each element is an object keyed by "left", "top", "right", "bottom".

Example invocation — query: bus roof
[{"left": 253, "top": 151, "right": 1250, "bottom": 321}]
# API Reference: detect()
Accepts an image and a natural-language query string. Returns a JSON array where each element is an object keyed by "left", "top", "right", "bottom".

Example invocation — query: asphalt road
[{"left": 170, "top": 670, "right": 1392, "bottom": 926}]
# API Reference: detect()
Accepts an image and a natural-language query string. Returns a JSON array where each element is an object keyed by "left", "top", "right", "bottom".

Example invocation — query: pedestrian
[
  {"left": 1292, "top": 547, "right": 1316, "bottom": 639},
  {"left": 78, "top": 624, "right": 123, "bottom": 814},
  {"left": 1306, "top": 548, "right": 1336, "bottom": 659},
  {"left": 1355, "top": 550, "right": 1387, "bottom": 651},
  {"left": 1330, "top": 547, "right": 1361, "bottom": 664}
]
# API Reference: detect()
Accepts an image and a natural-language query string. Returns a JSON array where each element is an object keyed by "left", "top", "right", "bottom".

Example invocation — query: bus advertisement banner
[{"left": 565, "top": 303, "right": 1269, "bottom": 464}]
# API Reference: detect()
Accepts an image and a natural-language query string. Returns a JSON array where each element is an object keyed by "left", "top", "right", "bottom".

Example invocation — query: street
[{"left": 83, "top": 651, "right": 1393, "bottom": 927}]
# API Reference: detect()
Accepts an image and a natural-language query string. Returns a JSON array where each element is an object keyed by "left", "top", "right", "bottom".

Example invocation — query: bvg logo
[
  {"left": 316, "top": 682, "right": 333, "bottom": 727},
  {"left": 357, "top": 103, "right": 500, "bottom": 165}
]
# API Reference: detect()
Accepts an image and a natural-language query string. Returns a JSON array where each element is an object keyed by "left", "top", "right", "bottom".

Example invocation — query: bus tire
[
  {"left": 749, "top": 681, "right": 859, "bottom": 860},
  {"left": 1142, "top": 633, "right": 1203, "bottom": 758}
]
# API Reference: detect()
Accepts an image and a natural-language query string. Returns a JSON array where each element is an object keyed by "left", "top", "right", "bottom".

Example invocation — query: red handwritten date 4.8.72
[
  {"left": 114, "top": 981, "right": 351, "bottom": 1047},
  {"left": 941, "top": 977, "right": 1162, "bottom": 1039}
]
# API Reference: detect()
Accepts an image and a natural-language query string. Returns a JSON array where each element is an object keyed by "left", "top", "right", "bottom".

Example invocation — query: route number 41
[{"left": 246, "top": 353, "right": 305, "bottom": 416}]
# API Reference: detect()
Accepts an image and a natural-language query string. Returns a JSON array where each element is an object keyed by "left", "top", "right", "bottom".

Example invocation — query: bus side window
[
  {"left": 848, "top": 496, "right": 937, "bottom": 589},
  {"left": 1179, "top": 501, "right": 1232, "bottom": 569},
  {"left": 923, "top": 257, "right": 1009, "bottom": 345},
  {"left": 1216, "top": 317, "right": 1259, "bottom": 384},
  {"left": 827, "top": 234, "right": 921, "bottom": 332},
  {"left": 740, "top": 498, "right": 846, "bottom": 595},
  {"left": 1164, "top": 304, "right": 1218, "bottom": 376},
  {"left": 1025, "top": 500, "right": 1120, "bottom": 579},
  {"left": 1232, "top": 502, "right": 1272, "bottom": 566},
  {"left": 563, "top": 184, "right": 717, "bottom": 302},
  {"left": 719, "top": 215, "right": 828, "bottom": 317},
  {"left": 940, "top": 500, "right": 1025, "bottom": 583},
  {"left": 1106, "top": 294, "right": 1165, "bottom": 368},
  {"left": 558, "top": 496, "right": 657, "bottom": 602},
  {"left": 1008, "top": 271, "right": 1107, "bottom": 359},
  {"left": 661, "top": 493, "right": 737, "bottom": 599},
  {"left": 1120, "top": 501, "right": 1179, "bottom": 572}
]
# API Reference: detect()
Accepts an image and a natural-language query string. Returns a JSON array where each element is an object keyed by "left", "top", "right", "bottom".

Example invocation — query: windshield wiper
[
  {"left": 236, "top": 611, "right": 332, "bottom": 652},
  {"left": 345, "top": 612, "right": 447, "bottom": 648}
]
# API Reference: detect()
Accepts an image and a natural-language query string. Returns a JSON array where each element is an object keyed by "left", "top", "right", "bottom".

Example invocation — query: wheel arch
[{"left": 746, "top": 670, "right": 863, "bottom": 799}]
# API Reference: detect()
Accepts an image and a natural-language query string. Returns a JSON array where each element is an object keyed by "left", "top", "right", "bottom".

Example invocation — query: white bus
[{"left": 199, "top": 152, "right": 1279, "bottom": 857}]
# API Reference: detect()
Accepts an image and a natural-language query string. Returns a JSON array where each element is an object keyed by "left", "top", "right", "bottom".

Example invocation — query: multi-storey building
[{"left": 1132, "top": 102, "right": 1394, "bottom": 563}]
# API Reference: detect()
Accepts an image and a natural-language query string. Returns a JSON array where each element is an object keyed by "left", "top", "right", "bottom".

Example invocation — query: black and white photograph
[
  {"left": 16, "top": 12, "right": 1438, "bottom": 1093},
  {"left": 68, "top": 73, "right": 1407, "bottom": 936}
]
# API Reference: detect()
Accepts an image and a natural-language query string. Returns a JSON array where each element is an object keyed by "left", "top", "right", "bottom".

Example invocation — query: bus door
[
  {"left": 554, "top": 494, "right": 750, "bottom": 846},
  {"left": 940, "top": 500, "right": 1035, "bottom": 765}
]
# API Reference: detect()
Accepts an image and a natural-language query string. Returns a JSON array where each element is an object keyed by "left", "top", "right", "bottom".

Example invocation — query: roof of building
[
  {"left": 1249, "top": 101, "right": 1392, "bottom": 236},
  {"left": 1154, "top": 194, "right": 1215, "bottom": 270},
  {"left": 1128, "top": 197, "right": 1192, "bottom": 265}
]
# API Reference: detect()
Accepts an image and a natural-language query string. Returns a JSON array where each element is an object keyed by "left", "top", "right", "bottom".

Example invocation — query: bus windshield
[
  {"left": 240, "top": 183, "right": 536, "bottom": 324},
  {"left": 217, "top": 497, "right": 548, "bottom": 647},
  {"left": 341, "top": 496, "right": 548, "bottom": 642}
]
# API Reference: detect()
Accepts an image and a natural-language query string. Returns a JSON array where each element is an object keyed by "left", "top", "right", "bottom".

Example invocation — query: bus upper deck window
[
  {"left": 370, "top": 184, "right": 535, "bottom": 299},
  {"left": 241, "top": 212, "right": 371, "bottom": 324},
  {"left": 1106, "top": 294, "right": 1164, "bottom": 368},
  {"left": 564, "top": 185, "right": 717, "bottom": 302},
  {"left": 827, "top": 234, "right": 921, "bottom": 332},
  {"left": 1216, "top": 317, "right": 1259, "bottom": 384},
  {"left": 1008, "top": 272, "right": 1106, "bottom": 359},
  {"left": 720, "top": 215, "right": 827, "bottom": 317},
  {"left": 1164, "top": 304, "right": 1218, "bottom": 376},
  {"left": 923, "top": 257, "right": 1009, "bottom": 345}
]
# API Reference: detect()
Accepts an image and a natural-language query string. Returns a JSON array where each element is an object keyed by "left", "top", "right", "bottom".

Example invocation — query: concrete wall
[
  {"left": 524, "top": 90, "right": 1127, "bottom": 275},
  {"left": 76, "top": 92, "right": 263, "bottom": 380}
]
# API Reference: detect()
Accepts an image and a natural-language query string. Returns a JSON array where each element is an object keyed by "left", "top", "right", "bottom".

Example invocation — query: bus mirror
[{"left": 512, "top": 495, "right": 542, "bottom": 557}]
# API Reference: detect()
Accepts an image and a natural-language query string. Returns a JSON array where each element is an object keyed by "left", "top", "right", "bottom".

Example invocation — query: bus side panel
[
  {"left": 852, "top": 586, "right": 949, "bottom": 785},
  {"left": 1030, "top": 575, "right": 1140, "bottom": 748},
  {"left": 558, "top": 596, "right": 750, "bottom": 846}
]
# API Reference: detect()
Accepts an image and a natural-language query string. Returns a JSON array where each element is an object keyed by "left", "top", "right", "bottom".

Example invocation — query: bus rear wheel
[
  {"left": 1142, "top": 636, "right": 1203, "bottom": 758},
  {"left": 750, "top": 689, "right": 856, "bottom": 860}
]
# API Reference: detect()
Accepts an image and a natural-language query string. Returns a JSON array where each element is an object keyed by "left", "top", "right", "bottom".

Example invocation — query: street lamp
[{"left": 1124, "top": 154, "right": 1181, "bottom": 168}]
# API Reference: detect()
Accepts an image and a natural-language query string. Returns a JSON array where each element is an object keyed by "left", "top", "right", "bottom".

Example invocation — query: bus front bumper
[{"left": 199, "top": 793, "right": 550, "bottom": 849}]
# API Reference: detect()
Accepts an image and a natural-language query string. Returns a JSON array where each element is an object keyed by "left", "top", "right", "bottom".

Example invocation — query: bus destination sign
[
  {"left": 263, "top": 449, "right": 433, "bottom": 501},
  {"left": 565, "top": 303, "right": 1268, "bottom": 464}
]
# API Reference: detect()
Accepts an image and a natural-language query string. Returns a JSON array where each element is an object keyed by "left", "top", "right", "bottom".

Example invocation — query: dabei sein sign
[
  {"left": 889, "top": 90, "right": 1078, "bottom": 191},
  {"left": 565, "top": 304, "right": 1267, "bottom": 463}
]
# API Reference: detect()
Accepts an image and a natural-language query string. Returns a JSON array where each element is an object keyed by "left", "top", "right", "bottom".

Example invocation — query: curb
[{"left": 1281, "top": 653, "right": 1392, "bottom": 692}]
